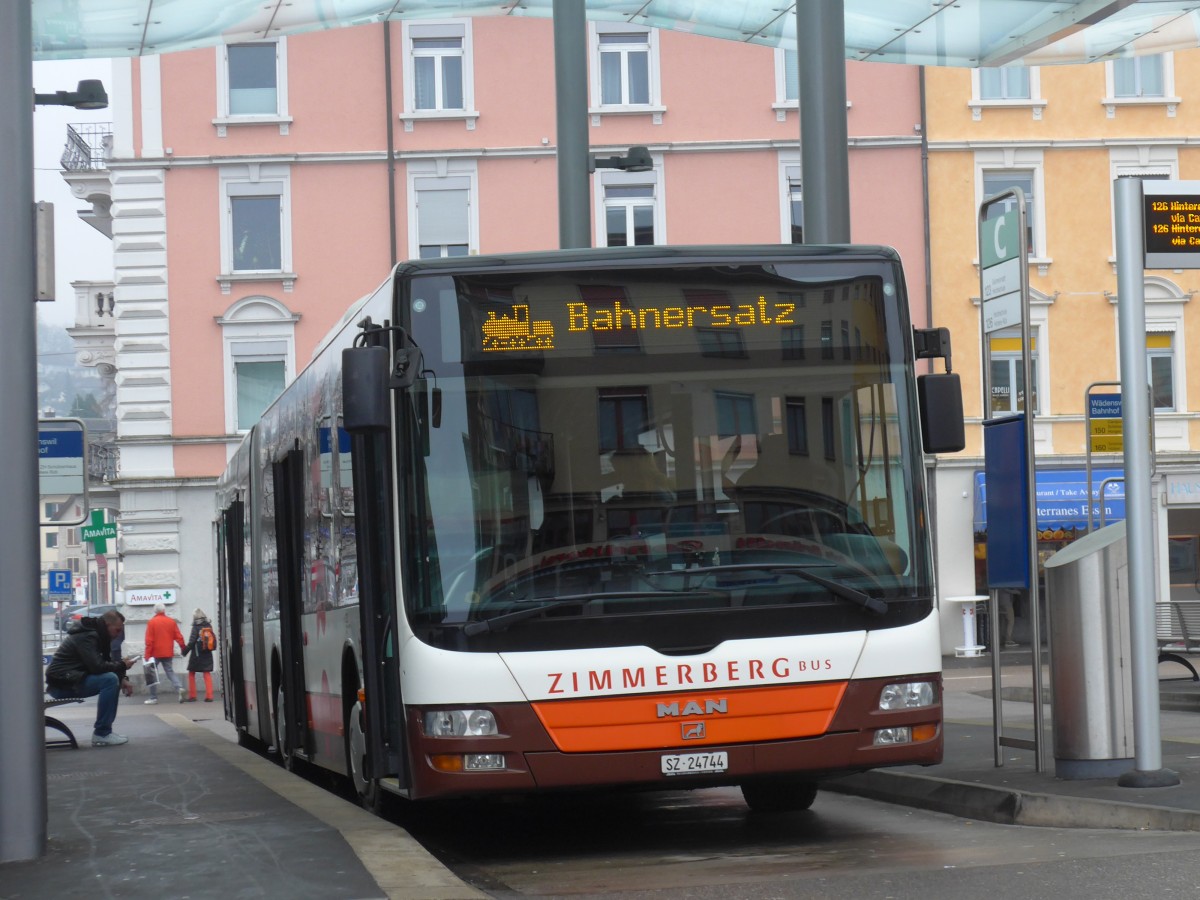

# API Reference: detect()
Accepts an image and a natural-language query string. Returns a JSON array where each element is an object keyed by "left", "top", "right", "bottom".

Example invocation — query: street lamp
[
  {"left": 33, "top": 79, "right": 108, "bottom": 110},
  {"left": 590, "top": 145, "right": 653, "bottom": 173}
]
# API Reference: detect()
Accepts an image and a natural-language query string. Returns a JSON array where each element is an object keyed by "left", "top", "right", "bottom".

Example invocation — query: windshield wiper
[
  {"left": 463, "top": 590, "right": 717, "bottom": 636},
  {"left": 678, "top": 562, "right": 888, "bottom": 616}
]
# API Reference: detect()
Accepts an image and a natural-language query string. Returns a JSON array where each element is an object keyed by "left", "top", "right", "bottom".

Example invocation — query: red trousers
[{"left": 188, "top": 671, "right": 213, "bottom": 701}]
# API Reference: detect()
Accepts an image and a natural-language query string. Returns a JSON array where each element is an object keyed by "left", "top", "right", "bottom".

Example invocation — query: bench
[
  {"left": 1156, "top": 600, "right": 1200, "bottom": 682},
  {"left": 44, "top": 696, "right": 85, "bottom": 749}
]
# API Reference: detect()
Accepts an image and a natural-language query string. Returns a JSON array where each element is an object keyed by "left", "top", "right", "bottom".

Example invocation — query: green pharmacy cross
[{"left": 80, "top": 510, "right": 117, "bottom": 554}]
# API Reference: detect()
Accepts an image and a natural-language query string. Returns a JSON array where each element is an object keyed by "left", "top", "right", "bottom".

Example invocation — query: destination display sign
[
  {"left": 1144, "top": 180, "right": 1200, "bottom": 269},
  {"left": 480, "top": 296, "right": 803, "bottom": 354}
]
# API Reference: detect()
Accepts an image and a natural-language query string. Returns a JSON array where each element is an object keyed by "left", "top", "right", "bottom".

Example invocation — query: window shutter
[{"left": 416, "top": 178, "right": 470, "bottom": 245}]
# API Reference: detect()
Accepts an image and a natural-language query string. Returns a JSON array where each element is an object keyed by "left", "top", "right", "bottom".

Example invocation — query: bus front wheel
[
  {"left": 274, "top": 685, "right": 294, "bottom": 771},
  {"left": 345, "top": 701, "right": 383, "bottom": 813},
  {"left": 740, "top": 778, "right": 817, "bottom": 813}
]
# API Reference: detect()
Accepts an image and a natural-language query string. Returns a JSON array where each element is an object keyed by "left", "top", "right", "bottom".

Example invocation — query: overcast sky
[{"left": 33, "top": 58, "right": 116, "bottom": 328}]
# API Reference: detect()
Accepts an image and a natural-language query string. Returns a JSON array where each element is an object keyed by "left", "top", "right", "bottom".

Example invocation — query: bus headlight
[
  {"left": 423, "top": 709, "right": 498, "bottom": 737},
  {"left": 878, "top": 681, "right": 936, "bottom": 710}
]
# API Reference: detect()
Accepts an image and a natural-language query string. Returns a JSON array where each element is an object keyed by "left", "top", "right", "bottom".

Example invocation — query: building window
[
  {"left": 1148, "top": 331, "right": 1175, "bottom": 412},
  {"left": 989, "top": 330, "right": 1039, "bottom": 415},
  {"left": 1110, "top": 156, "right": 1174, "bottom": 257},
  {"left": 715, "top": 392, "right": 756, "bottom": 439},
  {"left": 214, "top": 39, "right": 290, "bottom": 134},
  {"left": 414, "top": 36, "right": 463, "bottom": 110},
  {"left": 229, "top": 43, "right": 279, "bottom": 114},
  {"left": 698, "top": 329, "right": 747, "bottom": 359},
  {"left": 785, "top": 398, "right": 808, "bottom": 455},
  {"left": 231, "top": 194, "right": 281, "bottom": 271},
  {"left": 820, "top": 320, "right": 834, "bottom": 359},
  {"left": 217, "top": 296, "right": 299, "bottom": 434},
  {"left": 1103, "top": 53, "right": 1177, "bottom": 116},
  {"left": 1113, "top": 55, "right": 1164, "bottom": 98},
  {"left": 605, "top": 184, "right": 655, "bottom": 246},
  {"left": 821, "top": 397, "right": 836, "bottom": 460},
  {"left": 402, "top": 21, "right": 476, "bottom": 128},
  {"left": 589, "top": 24, "right": 663, "bottom": 120},
  {"left": 598, "top": 389, "right": 649, "bottom": 452},
  {"left": 687, "top": 290, "right": 744, "bottom": 359},
  {"left": 578, "top": 285, "right": 641, "bottom": 353},
  {"left": 979, "top": 67, "right": 1030, "bottom": 100},
  {"left": 778, "top": 156, "right": 804, "bottom": 243},
  {"left": 982, "top": 171, "right": 1036, "bottom": 255},
  {"left": 235, "top": 359, "right": 285, "bottom": 430},
  {"left": 594, "top": 161, "right": 663, "bottom": 247},
  {"left": 969, "top": 65, "right": 1044, "bottom": 120},
  {"left": 787, "top": 169, "right": 803, "bottom": 244},
  {"left": 775, "top": 48, "right": 799, "bottom": 105},
  {"left": 598, "top": 29, "right": 649, "bottom": 105},
  {"left": 44, "top": 502, "right": 59, "bottom": 519},
  {"left": 219, "top": 165, "right": 292, "bottom": 285},
  {"left": 782, "top": 324, "right": 806, "bottom": 360},
  {"left": 412, "top": 173, "right": 473, "bottom": 259},
  {"left": 46, "top": 533, "right": 58, "bottom": 549}
]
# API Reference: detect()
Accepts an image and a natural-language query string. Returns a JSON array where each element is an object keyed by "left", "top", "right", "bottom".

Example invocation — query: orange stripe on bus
[{"left": 531, "top": 682, "right": 847, "bottom": 752}]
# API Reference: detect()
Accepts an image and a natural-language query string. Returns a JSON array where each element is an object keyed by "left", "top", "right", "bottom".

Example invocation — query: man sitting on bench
[{"left": 46, "top": 610, "right": 139, "bottom": 747}]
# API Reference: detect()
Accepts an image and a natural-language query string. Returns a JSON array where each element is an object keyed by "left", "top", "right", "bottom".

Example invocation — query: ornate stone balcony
[{"left": 59, "top": 122, "right": 113, "bottom": 238}]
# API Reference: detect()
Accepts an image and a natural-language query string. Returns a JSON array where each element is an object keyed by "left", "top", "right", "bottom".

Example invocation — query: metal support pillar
[
  {"left": 553, "top": 0, "right": 591, "bottom": 248},
  {"left": 0, "top": 0, "right": 49, "bottom": 862},
  {"left": 798, "top": 0, "right": 851, "bottom": 243},
  {"left": 1112, "top": 177, "right": 1178, "bottom": 787}
]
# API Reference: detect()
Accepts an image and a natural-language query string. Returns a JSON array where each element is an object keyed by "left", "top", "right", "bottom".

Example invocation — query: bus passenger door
[
  {"left": 219, "top": 500, "right": 249, "bottom": 732},
  {"left": 349, "top": 425, "right": 407, "bottom": 790},
  {"left": 273, "top": 448, "right": 312, "bottom": 760},
  {"left": 342, "top": 341, "right": 407, "bottom": 793}
]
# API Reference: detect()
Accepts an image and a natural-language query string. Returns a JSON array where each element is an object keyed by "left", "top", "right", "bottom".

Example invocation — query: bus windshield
[{"left": 400, "top": 256, "right": 933, "bottom": 653}]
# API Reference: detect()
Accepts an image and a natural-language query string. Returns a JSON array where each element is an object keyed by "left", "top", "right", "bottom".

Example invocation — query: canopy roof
[{"left": 31, "top": 1, "right": 1200, "bottom": 67}]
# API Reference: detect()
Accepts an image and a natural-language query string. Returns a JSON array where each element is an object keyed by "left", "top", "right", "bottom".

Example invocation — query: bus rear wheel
[
  {"left": 345, "top": 700, "right": 383, "bottom": 813},
  {"left": 740, "top": 778, "right": 818, "bottom": 813}
]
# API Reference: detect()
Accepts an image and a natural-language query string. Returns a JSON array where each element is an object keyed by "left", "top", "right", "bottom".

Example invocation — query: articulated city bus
[{"left": 214, "top": 245, "right": 964, "bottom": 812}]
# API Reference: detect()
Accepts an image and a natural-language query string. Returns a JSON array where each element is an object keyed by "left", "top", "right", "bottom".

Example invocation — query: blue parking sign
[{"left": 48, "top": 569, "right": 72, "bottom": 595}]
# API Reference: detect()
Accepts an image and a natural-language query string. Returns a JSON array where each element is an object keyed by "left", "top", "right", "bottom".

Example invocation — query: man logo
[
  {"left": 682, "top": 721, "right": 706, "bottom": 740},
  {"left": 657, "top": 698, "right": 727, "bottom": 718}
]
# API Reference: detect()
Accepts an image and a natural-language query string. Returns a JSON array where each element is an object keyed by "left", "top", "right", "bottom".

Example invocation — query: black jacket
[
  {"left": 185, "top": 618, "right": 216, "bottom": 673},
  {"left": 45, "top": 617, "right": 129, "bottom": 690}
]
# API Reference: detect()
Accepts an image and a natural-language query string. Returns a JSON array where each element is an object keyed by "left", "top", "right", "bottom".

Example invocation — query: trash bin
[{"left": 1043, "top": 520, "right": 1134, "bottom": 779}]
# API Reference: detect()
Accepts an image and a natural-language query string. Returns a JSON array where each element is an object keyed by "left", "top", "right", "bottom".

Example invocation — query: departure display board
[{"left": 1144, "top": 180, "right": 1200, "bottom": 269}]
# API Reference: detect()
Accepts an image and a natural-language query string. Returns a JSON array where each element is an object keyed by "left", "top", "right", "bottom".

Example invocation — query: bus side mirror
[
  {"left": 917, "top": 372, "right": 965, "bottom": 454},
  {"left": 342, "top": 345, "right": 390, "bottom": 434}
]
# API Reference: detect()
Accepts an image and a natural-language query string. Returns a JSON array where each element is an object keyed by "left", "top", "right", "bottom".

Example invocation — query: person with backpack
[{"left": 182, "top": 608, "right": 216, "bottom": 703}]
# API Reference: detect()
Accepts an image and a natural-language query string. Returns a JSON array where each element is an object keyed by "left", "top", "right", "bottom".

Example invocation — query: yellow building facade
[{"left": 924, "top": 51, "right": 1200, "bottom": 652}]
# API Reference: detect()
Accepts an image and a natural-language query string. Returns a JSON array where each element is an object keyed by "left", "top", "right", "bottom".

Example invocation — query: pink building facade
[{"left": 78, "top": 19, "right": 928, "bottom": 615}]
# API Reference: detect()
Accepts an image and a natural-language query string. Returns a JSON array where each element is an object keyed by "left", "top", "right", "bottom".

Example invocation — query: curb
[
  {"left": 823, "top": 769, "right": 1200, "bottom": 832},
  {"left": 165, "top": 715, "right": 487, "bottom": 900}
]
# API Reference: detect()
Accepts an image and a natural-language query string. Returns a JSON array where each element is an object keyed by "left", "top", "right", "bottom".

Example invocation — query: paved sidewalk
[
  {"left": 1, "top": 700, "right": 483, "bottom": 900},
  {"left": 826, "top": 652, "right": 1200, "bottom": 830}
]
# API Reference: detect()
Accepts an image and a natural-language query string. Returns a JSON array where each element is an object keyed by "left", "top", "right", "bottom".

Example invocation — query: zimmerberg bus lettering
[
  {"left": 545, "top": 657, "right": 834, "bottom": 694},
  {"left": 566, "top": 296, "right": 795, "bottom": 332}
]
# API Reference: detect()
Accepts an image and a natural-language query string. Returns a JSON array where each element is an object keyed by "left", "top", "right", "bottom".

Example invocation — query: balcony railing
[
  {"left": 61, "top": 122, "right": 113, "bottom": 172},
  {"left": 88, "top": 439, "right": 118, "bottom": 483}
]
